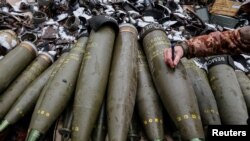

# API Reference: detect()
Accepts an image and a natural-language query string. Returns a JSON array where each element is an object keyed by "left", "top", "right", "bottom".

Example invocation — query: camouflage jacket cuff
[{"left": 177, "top": 41, "right": 189, "bottom": 58}]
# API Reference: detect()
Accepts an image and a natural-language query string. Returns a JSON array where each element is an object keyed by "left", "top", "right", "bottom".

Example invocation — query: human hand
[{"left": 164, "top": 46, "right": 184, "bottom": 68}]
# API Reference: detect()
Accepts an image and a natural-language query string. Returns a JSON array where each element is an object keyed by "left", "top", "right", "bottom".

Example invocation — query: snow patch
[
  {"left": 33, "top": 6, "right": 39, "bottom": 11},
  {"left": 143, "top": 16, "right": 155, "bottom": 22},
  {"left": 12, "top": 0, "right": 28, "bottom": 12},
  {"left": 48, "top": 51, "right": 57, "bottom": 56},
  {"left": 0, "top": 36, "right": 11, "bottom": 50},
  {"left": 2, "top": 7, "right": 9, "bottom": 12},
  {"left": 11, "top": 39, "right": 18, "bottom": 47},
  {"left": 137, "top": 19, "right": 149, "bottom": 27},
  {"left": 45, "top": 19, "right": 59, "bottom": 25},
  {"left": 193, "top": 59, "right": 208, "bottom": 72},
  {"left": 57, "top": 13, "right": 68, "bottom": 21},
  {"left": 73, "top": 7, "right": 84, "bottom": 17},
  {"left": 73, "top": 7, "right": 92, "bottom": 19},
  {"left": 58, "top": 27, "right": 75, "bottom": 41},
  {"left": 163, "top": 21, "right": 178, "bottom": 27},
  {"left": 234, "top": 61, "right": 248, "bottom": 72}
]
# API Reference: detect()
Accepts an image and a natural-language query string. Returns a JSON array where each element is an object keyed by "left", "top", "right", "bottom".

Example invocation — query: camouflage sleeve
[{"left": 181, "top": 26, "right": 250, "bottom": 58}]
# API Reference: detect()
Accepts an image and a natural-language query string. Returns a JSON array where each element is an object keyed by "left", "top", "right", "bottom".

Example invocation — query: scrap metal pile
[{"left": 0, "top": 0, "right": 250, "bottom": 141}]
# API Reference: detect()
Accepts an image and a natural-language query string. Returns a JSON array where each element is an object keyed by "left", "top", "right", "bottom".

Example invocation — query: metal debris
[
  {"left": 0, "top": 0, "right": 248, "bottom": 55},
  {"left": 0, "top": 0, "right": 250, "bottom": 140}
]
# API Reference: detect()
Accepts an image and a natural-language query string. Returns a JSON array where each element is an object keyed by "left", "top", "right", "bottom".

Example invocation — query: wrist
[{"left": 177, "top": 41, "right": 188, "bottom": 58}]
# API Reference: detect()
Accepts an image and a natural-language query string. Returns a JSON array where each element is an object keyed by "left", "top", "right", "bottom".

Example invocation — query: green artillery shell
[
  {"left": 127, "top": 112, "right": 140, "bottom": 141},
  {"left": 107, "top": 24, "right": 138, "bottom": 141},
  {"left": 0, "top": 52, "right": 53, "bottom": 119},
  {"left": 140, "top": 24, "right": 204, "bottom": 141},
  {"left": 92, "top": 101, "right": 107, "bottom": 141},
  {"left": 0, "top": 41, "right": 37, "bottom": 93},
  {"left": 72, "top": 25, "right": 116, "bottom": 141},
  {"left": 181, "top": 58, "right": 221, "bottom": 126},
  {"left": 0, "top": 30, "right": 19, "bottom": 55},
  {"left": 28, "top": 53, "right": 69, "bottom": 135},
  {"left": 26, "top": 37, "right": 88, "bottom": 141},
  {"left": 0, "top": 53, "right": 68, "bottom": 132},
  {"left": 235, "top": 70, "right": 250, "bottom": 113},
  {"left": 136, "top": 46, "right": 164, "bottom": 141},
  {"left": 207, "top": 56, "right": 248, "bottom": 124}
]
